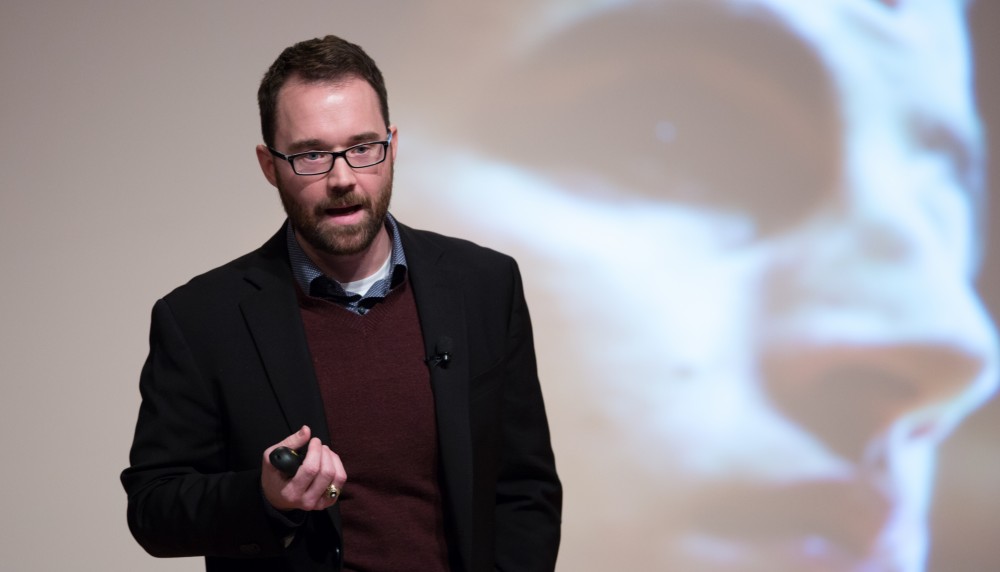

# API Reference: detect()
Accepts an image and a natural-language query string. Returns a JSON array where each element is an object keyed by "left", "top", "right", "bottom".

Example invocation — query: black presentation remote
[{"left": 269, "top": 446, "right": 304, "bottom": 477}]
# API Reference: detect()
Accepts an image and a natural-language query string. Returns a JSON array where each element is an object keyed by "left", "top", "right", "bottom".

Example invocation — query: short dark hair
[{"left": 258, "top": 35, "right": 390, "bottom": 147}]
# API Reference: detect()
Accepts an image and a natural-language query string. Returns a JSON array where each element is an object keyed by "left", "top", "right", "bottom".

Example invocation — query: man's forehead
[
  {"left": 734, "top": 0, "right": 971, "bottom": 57},
  {"left": 654, "top": 0, "right": 978, "bottom": 139},
  {"left": 276, "top": 75, "right": 372, "bottom": 106},
  {"left": 756, "top": 0, "right": 978, "bottom": 132},
  {"left": 494, "top": 0, "right": 975, "bottom": 108},
  {"left": 277, "top": 76, "right": 381, "bottom": 120},
  {"left": 272, "top": 76, "right": 384, "bottom": 136}
]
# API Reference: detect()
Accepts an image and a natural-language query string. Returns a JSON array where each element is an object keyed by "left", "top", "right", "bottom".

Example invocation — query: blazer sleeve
[
  {"left": 121, "top": 297, "right": 285, "bottom": 558},
  {"left": 493, "top": 260, "right": 563, "bottom": 571}
]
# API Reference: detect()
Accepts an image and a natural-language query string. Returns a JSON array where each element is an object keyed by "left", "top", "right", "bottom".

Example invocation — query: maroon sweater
[{"left": 298, "top": 280, "right": 450, "bottom": 571}]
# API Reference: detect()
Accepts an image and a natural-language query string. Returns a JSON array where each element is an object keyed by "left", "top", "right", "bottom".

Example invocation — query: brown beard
[{"left": 278, "top": 166, "right": 393, "bottom": 256}]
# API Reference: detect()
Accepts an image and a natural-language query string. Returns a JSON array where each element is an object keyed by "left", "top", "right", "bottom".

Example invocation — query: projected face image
[{"left": 409, "top": 1, "right": 998, "bottom": 571}]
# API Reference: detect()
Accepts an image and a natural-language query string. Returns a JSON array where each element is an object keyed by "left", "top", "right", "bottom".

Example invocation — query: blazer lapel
[
  {"left": 399, "top": 224, "right": 475, "bottom": 565},
  {"left": 238, "top": 229, "right": 332, "bottom": 446},
  {"left": 238, "top": 235, "right": 346, "bottom": 549}
]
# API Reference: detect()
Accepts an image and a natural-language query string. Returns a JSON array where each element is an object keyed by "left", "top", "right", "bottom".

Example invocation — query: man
[
  {"left": 121, "top": 35, "right": 561, "bottom": 572},
  {"left": 403, "top": 1, "right": 998, "bottom": 571}
]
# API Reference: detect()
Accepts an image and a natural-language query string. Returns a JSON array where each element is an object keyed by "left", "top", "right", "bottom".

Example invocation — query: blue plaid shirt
[{"left": 286, "top": 213, "right": 408, "bottom": 315}]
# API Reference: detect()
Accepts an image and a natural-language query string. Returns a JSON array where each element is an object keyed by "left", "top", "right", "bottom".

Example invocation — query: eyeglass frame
[{"left": 267, "top": 132, "right": 393, "bottom": 175}]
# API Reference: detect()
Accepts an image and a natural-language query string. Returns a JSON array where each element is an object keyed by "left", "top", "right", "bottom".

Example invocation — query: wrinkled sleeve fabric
[
  {"left": 493, "top": 260, "right": 562, "bottom": 571},
  {"left": 121, "top": 298, "right": 284, "bottom": 558}
]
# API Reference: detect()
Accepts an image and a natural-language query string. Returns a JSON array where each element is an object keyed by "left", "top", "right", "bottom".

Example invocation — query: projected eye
[
  {"left": 634, "top": 51, "right": 840, "bottom": 236},
  {"left": 909, "top": 116, "right": 979, "bottom": 196},
  {"left": 481, "top": 3, "right": 841, "bottom": 237}
]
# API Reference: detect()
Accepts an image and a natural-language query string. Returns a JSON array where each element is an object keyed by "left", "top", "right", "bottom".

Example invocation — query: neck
[{"left": 298, "top": 227, "right": 391, "bottom": 284}]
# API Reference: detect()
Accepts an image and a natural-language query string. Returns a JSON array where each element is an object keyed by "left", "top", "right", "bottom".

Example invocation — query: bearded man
[{"left": 121, "top": 35, "right": 561, "bottom": 572}]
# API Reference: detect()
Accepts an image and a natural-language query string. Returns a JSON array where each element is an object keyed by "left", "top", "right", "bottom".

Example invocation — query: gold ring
[{"left": 327, "top": 483, "right": 339, "bottom": 500}]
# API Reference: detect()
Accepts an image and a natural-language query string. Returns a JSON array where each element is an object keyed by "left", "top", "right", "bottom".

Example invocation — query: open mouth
[
  {"left": 681, "top": 477, "right": 896, "bottom": 570},
  {"left": 676, "top": 533, "right": 871, "bottom": 572},
  {"left": 323, "top": 204, "right": 364, "bottom": 219}
]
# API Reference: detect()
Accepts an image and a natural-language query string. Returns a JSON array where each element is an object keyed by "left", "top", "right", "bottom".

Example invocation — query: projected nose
[{"left": 761, "top": 342, "right": 985, "bottom": 462}]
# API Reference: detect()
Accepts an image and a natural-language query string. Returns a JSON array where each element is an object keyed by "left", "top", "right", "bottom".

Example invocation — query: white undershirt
[{"left": 339, "top": 251, "right": 393, "bottom": 297}]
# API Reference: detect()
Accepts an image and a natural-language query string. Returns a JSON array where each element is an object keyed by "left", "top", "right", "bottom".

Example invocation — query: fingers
[
  {"left": 298, "top": 439, "right": 347, "bottom": 510},
  {"left": 261, "top": 429, "right": 347, "bottom": 512},
  {"left": 265, "top": 425, "right": 311, "bottom": 456}
]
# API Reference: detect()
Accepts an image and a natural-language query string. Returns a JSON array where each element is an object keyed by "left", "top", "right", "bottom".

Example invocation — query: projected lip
[
  {"left": 679, "top": 533, "right": 870, "bottom": 571},
  {"left": 685, "top": 478, "right": 893, "bottom": 570}
]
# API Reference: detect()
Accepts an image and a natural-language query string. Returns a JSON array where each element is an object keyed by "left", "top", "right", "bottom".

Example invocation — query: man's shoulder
[
  {"left": 396, "top": 222, "right": 525, "bottom": 301},
  {"left": 397, "top": 222, "right": 514, "bottom": 267},
  {"left": 160, "top": 228, "right": 288, "bottom": 306}
]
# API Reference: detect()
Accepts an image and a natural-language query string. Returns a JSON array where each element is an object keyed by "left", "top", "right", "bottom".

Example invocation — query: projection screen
[{"left": 1, "top": 1, "right": 998, "bottom": 571}]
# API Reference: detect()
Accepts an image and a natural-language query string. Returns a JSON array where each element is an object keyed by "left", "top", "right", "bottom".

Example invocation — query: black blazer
[{"left": 121, "top": 222, "right": 562, "bottom": 571}]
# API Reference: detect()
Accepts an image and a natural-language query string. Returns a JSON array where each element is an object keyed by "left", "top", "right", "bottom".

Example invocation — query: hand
[{"left": 262, "top": 425, "right": 347, "bottom": 512}]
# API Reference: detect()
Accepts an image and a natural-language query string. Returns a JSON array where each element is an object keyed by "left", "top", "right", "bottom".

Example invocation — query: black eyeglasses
[{"left": 268, "top": 132, "right": 392, "bottom": 175}]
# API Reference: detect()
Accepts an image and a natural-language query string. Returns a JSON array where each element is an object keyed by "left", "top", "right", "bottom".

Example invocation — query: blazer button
[{"left": 239, "top": 543, "right": 262, "bottom": 555}]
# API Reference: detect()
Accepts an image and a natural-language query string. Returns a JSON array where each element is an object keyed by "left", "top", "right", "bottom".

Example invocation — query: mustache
[{"left": 313, "top": 193, "right": 370, "bottom": 213}]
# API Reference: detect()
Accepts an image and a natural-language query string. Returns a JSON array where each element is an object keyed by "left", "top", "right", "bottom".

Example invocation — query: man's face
[
  {"left": 409, "top": 1, "right": 998, "bottom": 570},
  {"left": 257, "top": 77, "right": 396, "bottom": 258}
]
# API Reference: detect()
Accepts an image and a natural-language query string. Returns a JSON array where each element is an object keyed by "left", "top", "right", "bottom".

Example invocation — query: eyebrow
[{"left": 285, "top": 131, "right": 386, "bottom": 153}]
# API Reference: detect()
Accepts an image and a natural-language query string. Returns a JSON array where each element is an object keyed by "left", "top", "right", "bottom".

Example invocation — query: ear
[
  {"left": 387, "top": 125, "right": 398, "bottom": 163},
  {"left": 255, "top": 144, "right": 279, "bottom": 187}
]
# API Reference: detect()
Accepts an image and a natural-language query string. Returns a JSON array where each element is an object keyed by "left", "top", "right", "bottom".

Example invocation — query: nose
[
  {"left": 761, "top": 341, "right": 988, "bottom": 462},
  {"left": 756, "top": 215, "right": 998, "bottom": 463},
  {"left": 325, "top": 155, "right": 357, "bottom": 192}
]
